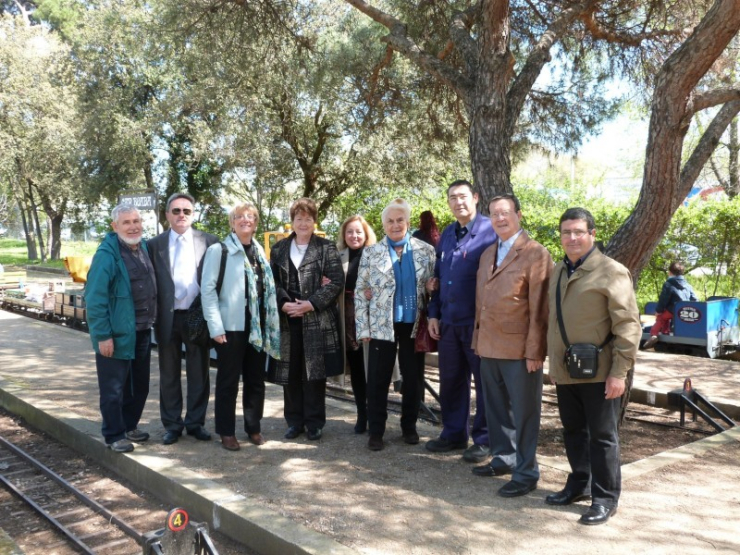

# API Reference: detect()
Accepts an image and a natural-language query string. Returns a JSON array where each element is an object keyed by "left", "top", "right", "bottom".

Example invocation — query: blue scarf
[{"left": 388, "top": 234, "right": 417, "bottom": 323}]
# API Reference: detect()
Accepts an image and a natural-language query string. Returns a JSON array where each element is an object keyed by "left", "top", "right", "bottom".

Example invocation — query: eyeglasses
[
  {"left": 560, "top": 230, "right": 591, "bottom": 239},
  {"left": 491, "top": 211, "right": 513, "bottom": 219},
  {"left": 235, "top": 213, "right": 256, "bottom": 222},
  {"left": 170, "top": 208, "right": 193, "bottom": 216}
]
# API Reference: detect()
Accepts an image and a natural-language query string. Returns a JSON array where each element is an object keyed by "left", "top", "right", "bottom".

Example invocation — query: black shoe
[
  {"left": 498, "top": 480, "right": 537, "bottom": 498},
  {"left": 462, "top": 444, "right": 489, "bottom": 463},
  {"left": 368, "top": 434, "right": 384, "bottom": 451},
  {"left": 425, "top": 437, "right": 468, "bottom": 453},
  {"left": 472, "top": 463, "right": 513, "bottom": 477},
  {"left": 402, "top": 430, "right": 420, "bottom": 445},
  {"left": 579, "top": 503, "right": 617, "bottom": 525},
  {"left": 545, "top": 489, "right": 592, "bottom": 506},
  {"left": 125, "top": 429, "right": 150, "bottom": 443},
  {"left": 354, "top": 417, "right": 367, "bottom": 434},
  {"left": 284, "top": 426, "right": 304, "bottom": 439},
  {"left": 163, "top": 431, "right": 180, "bottom": 445},
  {"left": 307, "top": 428, "right": 322, "bottom": 441},
  {"left": 187, "top": 427, "right": 212, "bottom": 441}
]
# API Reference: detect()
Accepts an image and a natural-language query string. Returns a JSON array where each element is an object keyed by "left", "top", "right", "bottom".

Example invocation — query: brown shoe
[
  {"left": 220, "top": 435, "right": 240, "bottom": 451},
  {"left": 643, "top": 336, "right": 658, "bottom": 350},
  {"left": 248, "top": 433, "right": 266, "bottom": 446}
]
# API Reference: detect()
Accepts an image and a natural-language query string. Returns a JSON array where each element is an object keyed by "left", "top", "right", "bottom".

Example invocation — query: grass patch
[{"left": 0, "top": 238, "right": 99, "bottom": 271}]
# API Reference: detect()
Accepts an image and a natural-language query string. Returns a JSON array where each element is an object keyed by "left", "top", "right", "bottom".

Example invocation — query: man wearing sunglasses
[{"left": 148, "top": 193, "right": 219, "bottom": 445}]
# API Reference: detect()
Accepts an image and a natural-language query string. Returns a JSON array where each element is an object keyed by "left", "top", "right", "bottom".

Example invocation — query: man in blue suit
[{"left": 426, "top": 180, "right": 497, "bottom": 462}]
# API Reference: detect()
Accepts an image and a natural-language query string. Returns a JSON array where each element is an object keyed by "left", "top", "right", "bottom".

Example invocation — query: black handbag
[
  {"left": 187, "top": 243, "right": 227, "bottom": 345},
  {"left": 556, "top": 270, "right": 613, "bottom": 379}
]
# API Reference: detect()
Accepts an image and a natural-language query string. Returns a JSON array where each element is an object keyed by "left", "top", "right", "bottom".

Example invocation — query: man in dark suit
[{"left": 148, "top": 193, "right": 219, "bottom": 445}]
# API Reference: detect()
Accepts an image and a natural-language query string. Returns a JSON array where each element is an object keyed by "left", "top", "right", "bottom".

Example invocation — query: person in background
[
  {"left": 425, "top": 179, "right": 497, "bottom": 463},
  {"left": 643, "top": 260, "right": 697, "bottom": 350},
  {"left": 546, "top": 207, "right": 641, "bottom": 525},
  {"left": 201, "top": 203, "right": 280, "bottom": 451},
  {"left": 85, "top": 204, "right": 156, "bottom": 453},
  {"left": 337, "top": 215, "right": 377, "bottom": 434},
  {"left": 412, "top": 210, "right": 441, "bottom": 248},
  {"left": 471, "top": 194, "right": 552, "bottom": 498},
  {"left": 355, "top": 198, "right": 436, "bottom": 451},
  {"left": 269, "top": 198, "right": 344, "bottom": 441},
  {"left": 147, "top": 193, "right": 219, "bottom": 446}
]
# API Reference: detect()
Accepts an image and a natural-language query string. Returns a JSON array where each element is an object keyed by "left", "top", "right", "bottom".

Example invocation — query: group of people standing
[{"left": 85, "top": 179, "right": 641, "bottom": 528}]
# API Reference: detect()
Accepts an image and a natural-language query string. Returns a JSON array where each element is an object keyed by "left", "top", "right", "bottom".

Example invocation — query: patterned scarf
[
  {"left": 387, "top": 233, "right": 417, "bottom": 323},
  {"left": 242, "top": 238, "right": 281, "bottom": 360}
]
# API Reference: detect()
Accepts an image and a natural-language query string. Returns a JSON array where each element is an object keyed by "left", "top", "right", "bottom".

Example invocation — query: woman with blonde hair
[
  {"left": 337, "top": 215, "right": 377, "bottom": 433},
  {"left": 201, "top": 203, "right": 280, "bottom": 451},
  {"left": 355, "top": 199, "right": 435, "bottom": 450}
]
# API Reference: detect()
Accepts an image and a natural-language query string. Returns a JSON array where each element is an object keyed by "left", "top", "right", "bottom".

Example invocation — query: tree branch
[
  {"left": 506, "top": 1, "right": 594, "bottom": 136},
  {"left": 690, "top": 87, "right": 740, "bottom": 114},
  {"left": 343, "top": 0, "right": 473, "bottom": 98},
  {"left": 679, "top": 99, "right": 740, "bottom": 203},
  {"left": 579, "top": 8, "right": 683, "bottom": 46},
  {"left": 449, "top": 4, "right": 480, "bottom": 75}
]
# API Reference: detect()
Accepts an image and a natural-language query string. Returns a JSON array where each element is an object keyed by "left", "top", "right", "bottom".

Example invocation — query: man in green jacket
[
  {"left": 546, "top": 207, "right": 641, "bottom": 525},
  {"left": 86, "top": 204, "right": 157, "bottom": 453}
]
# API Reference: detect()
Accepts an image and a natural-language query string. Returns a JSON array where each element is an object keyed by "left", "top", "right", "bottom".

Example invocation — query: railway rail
[{"left": 0, "top": 432, "right": 147, "bottom": 554}]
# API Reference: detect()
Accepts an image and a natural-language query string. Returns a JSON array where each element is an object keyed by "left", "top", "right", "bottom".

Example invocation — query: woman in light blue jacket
[{"left": 201, "top": 203, "right": 280, "bottom": 451}]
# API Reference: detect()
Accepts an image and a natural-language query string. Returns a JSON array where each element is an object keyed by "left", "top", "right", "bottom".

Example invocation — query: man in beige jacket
[
  {"left": 546, "top": 207, "right": 641, "bottom": 525},
  {"left": 471, "top": 194, "right": 553, "bottom": 497}
]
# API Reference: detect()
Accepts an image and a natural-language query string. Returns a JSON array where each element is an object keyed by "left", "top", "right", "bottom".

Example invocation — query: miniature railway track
[{"left": 0, "top": 433, "right": 144, "bottom": 554}]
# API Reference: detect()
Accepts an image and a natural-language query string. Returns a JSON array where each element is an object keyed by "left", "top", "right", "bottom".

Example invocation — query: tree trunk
[
  {"left": 48, "top": 214, "right": 63, "bottom": 260},
  {"left": 17, "top": 196, "right": 38, "bottom": 260},
  {"left": 729, "top": 117, "right": 738, "bottom": 197},
  {"left": 467, "top": 1, "right": 515, "bottom": 207},
  {"left": 606, "top": 0, "right": 740, "bottom": 278},
  {"left": 27, "top": 181, "right": 46, "bottom": 263}
]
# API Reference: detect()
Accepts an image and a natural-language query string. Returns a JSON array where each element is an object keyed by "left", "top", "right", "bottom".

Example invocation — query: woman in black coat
[{"left": 268, "top": 198, "right": 344, "bottom": 440}]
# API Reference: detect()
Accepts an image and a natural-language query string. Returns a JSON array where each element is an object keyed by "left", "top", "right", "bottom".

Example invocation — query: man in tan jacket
[
  {"left": 471, "top": 194, "right": 553, "bottom": 497},
  {"left": 545, "top": 207, "right": 641, "bottom": 525}
]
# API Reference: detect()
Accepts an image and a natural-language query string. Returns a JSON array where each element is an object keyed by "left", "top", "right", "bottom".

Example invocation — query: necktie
[
  {"left": 455, "top": 225, "right": 468, "bottom": 242},
  {"left": 173, "top": 235, "right": 186, "bottom": 300}
]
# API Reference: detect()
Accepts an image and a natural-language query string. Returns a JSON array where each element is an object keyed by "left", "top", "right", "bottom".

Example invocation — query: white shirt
[{"left": 169, "top": 228, "right": 199, "bottom": 310}]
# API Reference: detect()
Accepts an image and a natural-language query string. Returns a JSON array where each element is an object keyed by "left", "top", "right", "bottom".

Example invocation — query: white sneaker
[{"left": 643, "top": 336, "right": 659, "bottom": 350}]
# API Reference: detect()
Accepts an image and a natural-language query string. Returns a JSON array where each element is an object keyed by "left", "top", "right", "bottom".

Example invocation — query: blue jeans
[{"left": 95, "top": 330, "right": 151, "bottom": 443}]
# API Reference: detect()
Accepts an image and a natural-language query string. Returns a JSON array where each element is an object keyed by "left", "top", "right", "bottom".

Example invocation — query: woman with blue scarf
[
  {"left": 201, "top": 203, "right": 281, "bottom": 451},
  {"left": 355, "top": 198, "right": 436, "bottom": 451}
]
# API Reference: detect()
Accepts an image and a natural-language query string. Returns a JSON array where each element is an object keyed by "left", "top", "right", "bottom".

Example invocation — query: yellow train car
[{"left": 263, "top": 224, "right": 326, "bottom": 260}]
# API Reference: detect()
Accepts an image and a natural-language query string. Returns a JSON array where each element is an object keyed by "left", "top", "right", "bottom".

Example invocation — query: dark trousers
[
  {"left": 214, "top": 328, "right": 266, "bottom": 436},
  {"left": 284, "top": 320, "right": 326, "bottom": 430},
  {"left": 347, "top": 346, "right": 366, "bottom": 420},
  {"left": 556, "top": 382, "right": 622, "bottom": 508},
  {"left": 367, "top": 323, "right": 425, "bottom": 436},
  {"left": 437, "top": 323, "right": 488, "bottom": 446},
  {"left": 95, "top": 330, "right": 151, "bottom": 443},
  {"left": 480, "top": 358, "right": 542, "bottom": 485},
  {"left": 158, "top": 312, "right": 210, "bottom": 434}
]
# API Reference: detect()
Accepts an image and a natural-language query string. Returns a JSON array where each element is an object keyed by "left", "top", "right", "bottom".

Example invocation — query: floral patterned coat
[
  {"left": 268, "top": 233, "right": 345, "bottom": 384},
  {"left": 354, "top": 236, "right": 436, "bottom": 342}
]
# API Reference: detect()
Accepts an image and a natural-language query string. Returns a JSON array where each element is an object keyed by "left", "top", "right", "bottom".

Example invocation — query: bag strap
[
  {"left": 216, "top": 242, "right": 227, "bottom": 296},
  {"left": 555, "top": 269, "right": 570, "bottom": 348},
  {"left": 556, "top": 267, "right": 614, "bottom": 350}
]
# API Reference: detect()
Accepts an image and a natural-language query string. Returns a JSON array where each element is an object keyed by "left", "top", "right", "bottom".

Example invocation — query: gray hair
[
  {"left": 111, "top": 204, "right": 139, "bottom": 223},
  {"left": 381, "top": 198, "right": 411, "bottom": 224}
]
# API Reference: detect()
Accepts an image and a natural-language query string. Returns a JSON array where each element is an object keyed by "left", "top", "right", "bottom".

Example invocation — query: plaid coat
[{"left": 268, "top": 233, "right": 345, "bottom": 384}]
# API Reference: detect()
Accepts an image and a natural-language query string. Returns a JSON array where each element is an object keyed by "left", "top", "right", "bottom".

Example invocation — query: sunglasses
[{"left": 170, "top": 208, "right": 193, "bottom": 216}]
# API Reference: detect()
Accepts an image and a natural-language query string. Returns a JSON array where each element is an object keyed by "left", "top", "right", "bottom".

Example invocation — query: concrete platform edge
[{"left": 0, "top": 383, "right": 359, "bottom": 555}]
